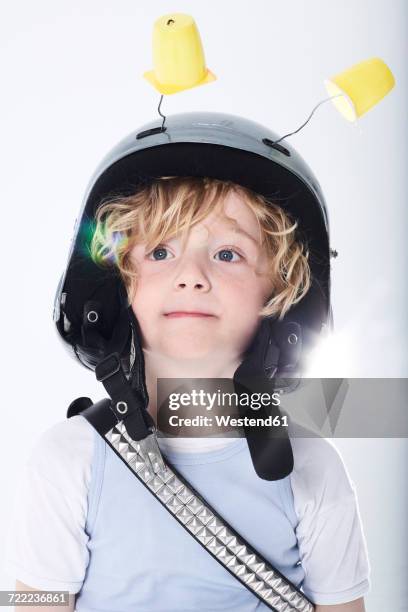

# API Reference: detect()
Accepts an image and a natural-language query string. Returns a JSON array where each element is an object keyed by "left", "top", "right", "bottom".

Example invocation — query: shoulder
[
  {"left": 289, "top": 422, "right": 352, "bottom": 482},
  {"left": 5, "top": 416, "right": 97, "bottom": 592},
  {"left": 288, "top": 422, "right": 356, "bottom": 519},
  {"left": 26, "top": 415, "right": 96, "bottom": 500},
  {"left": 287, "top": 425, "right": 371, "bottom": 605}
]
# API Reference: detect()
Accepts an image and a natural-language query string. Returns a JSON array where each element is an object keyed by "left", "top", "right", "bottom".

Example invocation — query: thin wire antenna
[
  {"left": 158, "top": 94, "right": 166, "bottom": 131},
  {"left": 272, "top": 94, "right": 345, "bottom": 145}
]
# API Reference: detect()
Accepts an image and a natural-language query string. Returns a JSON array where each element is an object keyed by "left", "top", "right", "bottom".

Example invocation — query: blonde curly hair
[{"left": 90, "top": 176, "right": 311, "bottom": 320}]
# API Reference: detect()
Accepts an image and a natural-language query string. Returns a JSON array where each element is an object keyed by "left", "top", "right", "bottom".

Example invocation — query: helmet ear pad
[
  {"left": 77, "top": 295, "right": 133, "bottom": 371},
  {"left": 234, "top": 317, "right": 303, "bottom": 382},
  {"left": 233, "top": 317, "right": 300, "bottom": 481}
]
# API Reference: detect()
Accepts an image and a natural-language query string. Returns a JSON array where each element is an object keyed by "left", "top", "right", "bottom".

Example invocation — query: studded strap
[{"left": 105, "top": 421, "right": 315, "bottom": 612}]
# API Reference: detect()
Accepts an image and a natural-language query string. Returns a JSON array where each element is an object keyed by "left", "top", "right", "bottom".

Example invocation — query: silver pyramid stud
[
  {"left": 138, "top": 466, "right": 154, "bottom": 483},
  {"left": 196, "top": 507, "right": 214, "bottom": 525},
  {"left": 278, "top": 584, "right": 291, "bottom": 598},
  {"left": 109, "top": 434, "right": 122, "bottom": 450},
  {"left": 293, "top": 594, "right": 310, "bottom": 609},
  {"left": 275, "top": 601, "right": 292, "bottom": 612},
  {"left": 118, "top": 440, "right": 130, "bottom": 454},
  {"left": 287, "top": 592, "right": 300, "bottom": 605},
  {"left": 186, "top": 517, "right": 206, "bottom": 535},
  {"left": 187, "top": 497, "right": 204, "bottom": 515},
  {"left": 133, "top": 441, "right": 144, "bottom": 457},
  {"left": 158, "top": 467, "right": 174, "bottom": 483},
  {"left": 115, "top": 422, "right": 126, "bottom": 435},
  {"left": 252, "top": 579, "right": 267, "bottom": 593},
  {"left": 265, "top": 593, "right": 286, "bottom": 608},
  {"left": 129, "top": 456, "right": 146, "bottom": 474},
  {"left": 241, "top": 553, "right": 257, "bottom": 567},
  {"left": 175, "top": 506, "right": 195, "bottom": 525},
  {"left": 105, "top": 430, "right": 121, "bottom": 445},
  {"left": 230, "top": 543, "right": 248, "bottom": 557},
  {"left": 227, "top": 555, "right": 248, "bottom": 570},
  {"left": 268, "top": 577, "right": 293, "bottom": 598},
  {"left": 165, "top": 475, "right": 184, "bottom": 495},
  {"left": 215, "top": 546, "right": 235, "bottom": 565},
  {"left": 166, "top": 496, "right": 183, "bottom": 514},
  {"left": 125, "top": 448, "right": 138, "bottom": 463},
  {"left": 207, "top": 540, "right": 226, "bottom": 557},
  {"left": 206, "top": 516, "right": 225, "bottom": 536},
  {"left": 252, "top": 562, "right": 267, "bottom": 575},
  {"left": 176, "top": 486, "right": 194, "bottom": 505},
  {"left": 241, "top": 571, "right": 257, "bottom": 586},
  {"left": 147, "top": 475, "right": 165, "bottom": 494},
  {"left": 156, "top": 485, "right": 174, "bottom": 504},
  {"left": 229, "top": 563, "right": 247, "bottom": 578},
  {"left": 258, "top": 587, "right": 274, "bottom": 599},
  {"left": 217, "top": 526, "right": 235, "bottom": 546},
  {"left": 268, "top": 577, "right": 283, "bottom": 590},
  {"left": 196, "top": 527, "right": 216, "bottom": 546},
  {"left": 259, "top": 570, "right": 277, "bottom": 583}
]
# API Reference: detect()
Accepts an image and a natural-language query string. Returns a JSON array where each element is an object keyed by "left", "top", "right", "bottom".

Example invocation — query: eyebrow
[{"left": 223, "top": 225, "right": 260, "bottom": 246}]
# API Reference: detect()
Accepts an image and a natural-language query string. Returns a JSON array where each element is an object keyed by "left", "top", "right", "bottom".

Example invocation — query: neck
[{"left": 143, "top": 349, "right": 242, "bottom": 428}]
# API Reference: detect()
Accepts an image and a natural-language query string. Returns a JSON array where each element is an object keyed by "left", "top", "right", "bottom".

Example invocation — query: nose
[{"left": 173, "top": 255, "right": 211, "bottom": 292}]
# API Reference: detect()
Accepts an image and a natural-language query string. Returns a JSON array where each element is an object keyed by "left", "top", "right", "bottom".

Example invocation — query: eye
[
  {"left": 147, "top": 246, "right": 174, "bottom": 261},
  {"left": 214, "top": 248, "right": 242, "bottom": 263}
]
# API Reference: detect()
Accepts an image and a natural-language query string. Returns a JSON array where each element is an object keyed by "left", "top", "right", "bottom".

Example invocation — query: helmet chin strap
[
  {"left": 233, "top": 318, "right": 302, "bottom": 481},
  {"left": 79, "top": 298, "right": 166, "bottom": 476}
]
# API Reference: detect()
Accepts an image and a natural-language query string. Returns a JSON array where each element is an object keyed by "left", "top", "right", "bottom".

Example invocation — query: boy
[{"left": 6, "top": 113, "right": 370, "bottom": 611}]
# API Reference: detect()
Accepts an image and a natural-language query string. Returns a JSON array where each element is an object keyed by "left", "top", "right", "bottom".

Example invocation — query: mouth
[{"left": 164, "top": 311, "right": 216, "bottom": 318}]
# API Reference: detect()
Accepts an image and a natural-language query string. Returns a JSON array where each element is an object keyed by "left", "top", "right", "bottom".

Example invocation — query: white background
[{"left": 1, "top": 1, "right": 407, "bottom": 610}]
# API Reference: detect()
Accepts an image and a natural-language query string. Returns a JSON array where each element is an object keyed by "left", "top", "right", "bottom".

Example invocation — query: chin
[{"left": 160, "top": 333, "right": 218, "bottom": 361}]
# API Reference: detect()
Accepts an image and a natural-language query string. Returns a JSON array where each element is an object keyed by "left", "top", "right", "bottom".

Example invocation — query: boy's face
[{"left": 129, "top": 191, "right": 273, "bottom": 361}]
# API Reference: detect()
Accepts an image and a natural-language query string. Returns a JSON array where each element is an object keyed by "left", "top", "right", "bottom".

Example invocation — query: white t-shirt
[{"left": 4, "top": 415, "right": 370, "bottom": 606}]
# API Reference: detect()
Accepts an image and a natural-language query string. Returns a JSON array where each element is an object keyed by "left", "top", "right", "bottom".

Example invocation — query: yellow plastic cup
[
  {"left": 325, "top": 57, "right": 395, "bottom": 121},
  {"left": 143, "top": 13, "right": 216, "bottom": 95}
]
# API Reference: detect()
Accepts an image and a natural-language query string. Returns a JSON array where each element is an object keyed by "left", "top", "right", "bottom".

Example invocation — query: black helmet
[{"left": 53, "top": 111, "right": 332, "bottom": 481}]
